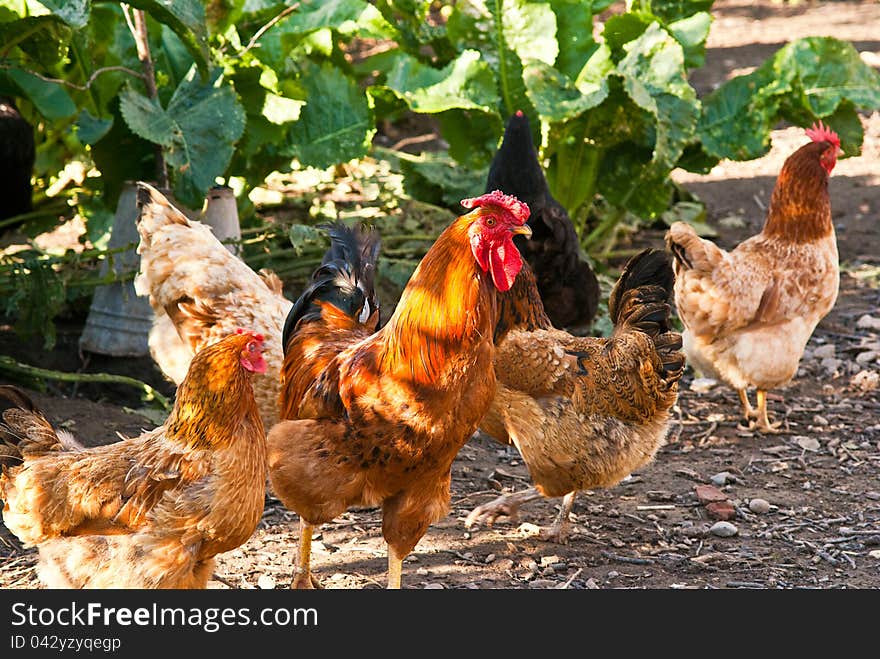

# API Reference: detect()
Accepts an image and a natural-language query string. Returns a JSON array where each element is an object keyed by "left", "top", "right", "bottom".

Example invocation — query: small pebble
[
  {"left": 813, "top": 344, "right": 836, "bottom": 359},
  {"left": 709, "top": 521, "right": 738, "bottom": 537},
  {"left": 416, "top": 568, "right": 429, "bottom": 576},
  {"left": 540, "top": 555, "right": 561, "bottom": 567},
  {"left": 424, "top": 583, "right": 445, "bottom": 589},
  {"left": 856, "top": 350, "right": 878, "bottom": 364},
  {"left": 812, "top": 415, "right": 829, "bottom": 426},
  {"left": 584, "top": 578, "right": 600, "bottom": 589},
  {"left": 821, "top": 357, "right": 842, "bottom": 374},
  {"left": 796, "top": 436, "right": 821, "bottom": 452},
  {"left": 257, "top": 575, "right": 276, "bottom": 590},
  {"left": 868, "top": 550, "right": 880, "bottom": 560},
  {"left": 710, "top": 471, "right": 736, "bottom": 486},
  {"left": 607, "top": 570, "right": 620, "bottom": 579},
  {"left": 485, "top": 553, "right": 496, "bottom": 564},
  {"left": 528, "top": 579, "right": 557, "bottom": 589},
  {"left": 856, "top": 314, "right": 880, "bottom": 331},
  {"left": 749, "top": 498, "right": 771, "bottom": 514}
]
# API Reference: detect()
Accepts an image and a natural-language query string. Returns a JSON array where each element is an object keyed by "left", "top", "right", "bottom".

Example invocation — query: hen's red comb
[
  {"left": 460, "top": 190, "right": 530, "bottom": 224},
  {"left": 235, "top": 328, "right": 265, "bottom": 342},
  {"left": 805, "top": 121, "right": 840, "bottom": 149}
]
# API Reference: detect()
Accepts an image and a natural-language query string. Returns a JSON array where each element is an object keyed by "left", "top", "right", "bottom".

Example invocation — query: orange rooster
[
  {"left": 135, "top": 183, "right": 292, "bottom": 428},
  {"left": 0, "top": 330, "right": 268, "bottom": 588},
  {"left": 268, "top": 191, "right": 532, "bottom": 589},
  {"left": 666, "top": 123, "right": 841, "bottom": 431},
  {"left": 467, "top": 250, "right": 684, "bottom": 542}
]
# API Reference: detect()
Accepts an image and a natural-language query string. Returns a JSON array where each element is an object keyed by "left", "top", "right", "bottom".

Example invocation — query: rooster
[
  {"left": 268, "top": 191, "right": 532, "bottom": 588},
  {"left": 135, "top": 183, "right": 292, "bottom": 428},
  {"left": 485, "top": 110, "right": 600, "bottom": 330},
  {"left": 666, "top": 123, "right": 841, "bottom": 431},
  {"left": 0, "top": 330, "right": 268, "bottom": 588},
  {"left": 467, "top": 250, "right": 684, "bottom": 542}
]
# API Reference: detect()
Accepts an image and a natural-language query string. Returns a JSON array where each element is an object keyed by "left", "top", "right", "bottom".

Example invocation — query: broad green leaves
[
  {"left": 120, "top": 69, "right": 246, "bottom": 206},
  {"left": 37, "top": 0, "right": 90, "bottom": 28},
  {"left": 700, "top": 36, "right": 880, "bottom": 159},
  {"left": 285, "top": 61, "right": 374, "bottom": 169}
]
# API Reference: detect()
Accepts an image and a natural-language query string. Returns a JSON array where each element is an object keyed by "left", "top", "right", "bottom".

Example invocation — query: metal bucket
[
  {"left": 79, "top": 181, "right": 154, "bottom": 356},
  {"left": 203, "top": 185, "right": 241, "bottom": 256}
]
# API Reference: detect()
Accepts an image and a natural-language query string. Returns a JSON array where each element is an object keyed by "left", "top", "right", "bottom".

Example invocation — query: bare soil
[{"left": 2, "top": 1, "right": 879, "bottom": 589}]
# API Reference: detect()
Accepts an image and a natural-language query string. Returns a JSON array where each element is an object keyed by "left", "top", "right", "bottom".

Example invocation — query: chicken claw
[
  {"left": 465, "top": 488, "right": 543, "bottom": 528},
  {"left": 291, "top": 570, "right": 323, "bottom": 590}
]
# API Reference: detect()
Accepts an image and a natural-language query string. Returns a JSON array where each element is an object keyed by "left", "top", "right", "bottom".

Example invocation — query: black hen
[
  {"left": 0, "top": 97, "right": 35, "bottom": 223},
  {"left": 282, "top": 222, "right": 381, "bottom": 355},
  {"left": 486, "top": 111, "right": 599, "bottom": 330}
]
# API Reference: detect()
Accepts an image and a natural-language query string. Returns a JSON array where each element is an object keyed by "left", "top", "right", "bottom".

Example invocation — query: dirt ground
[{"left": 1, "top": 0, "right": 879, "bottom": 589}]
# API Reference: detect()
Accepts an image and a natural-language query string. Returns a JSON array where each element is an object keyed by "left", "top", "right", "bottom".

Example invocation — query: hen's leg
[
  {"left": 387, "top": 547, "right": 404, "bottom": 590},
  {"left": 538, "top": 492, "right": 577, "bottom": 544},
  {"left": 291, "top": 520, "right": 322, "bottom": 589},
  {"left": 465, "top": 487, "right": 544, "bottom": 528},
  {"left": 737, "top": 389, "right": 756, "bottom": 420},
  {"left": 752, "top": 389, "right": 782, "bottom": 433}
]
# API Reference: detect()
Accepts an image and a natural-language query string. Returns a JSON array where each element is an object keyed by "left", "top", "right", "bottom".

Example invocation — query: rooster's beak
[{"left": 512, "top": 224, "right": 532, "bottom": 239}]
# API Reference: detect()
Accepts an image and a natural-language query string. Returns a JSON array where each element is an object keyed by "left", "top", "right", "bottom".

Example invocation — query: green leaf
[
  {"left": 289, "top": 224, "right": 329, "bottom": 257},
  {"left": 75, "top": 109, "right": 113, "bottom": 144},
  {"left": 447, "top": 0, "right": 557, "bottom": 117},
  {"left": 618, "top": 23, "right": 699, "bottom": 171},
  {"left": 647, "top": 1, "right": 714, "bottom": 24},
  {"left": 1, "top": 68, "right": 76, "bottom": 120},
  {"left": 548, "top": 0, "right": 599, "bottom": 81},
  {"left": 399, "top": 151, "right": 487, "bottom": 210},
  {"left": 602, "top": 12, "right": 651, "bottom": 62},
  {"left": 660, "top": 200, "right": 716, "bottom": 237},
  {"left": 120, "top": 69, "right": 246, "bottom": 206},
  {"left": 0, "top": 15, "right": 71, "bottom": 68},
  {"left": 699, "top": 36, "right": 880, "bottom": 161},
  {"left": 381, "top": 49, "right": 499, "bottom": 113},
  {"left": 277, "top": 0, "right": 396, "bottom": 39},
  {"left": 285, "top": 61, "right": 374, "bottom": 169},
  {"left": 36, "top": 0, "right": 90, "bottom": 28},
  {"left": 125, "top": 0, "right": 210, "bottom": 78},
  {"left": 667, "top": 11, "right": 712, "bottom": 69},
  {"left": 437, "top": 109, "right": 503, "bottom": 169},
  {"left": 524, "top": 60, "right": 608, "bottom": 124}
]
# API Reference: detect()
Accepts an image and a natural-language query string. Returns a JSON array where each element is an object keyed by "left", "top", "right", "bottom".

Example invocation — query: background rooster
[
  {"left": 666, "top": 123, "right": 841, "bottom": 431},
  {"left": 485, "top": 111, "right": 600, "bottom": 331},
  {"left": 268, "top": 191, "right": 531, "bottom": 589},
  {"left": 468, "top": 250, "right": 684, "bottom": 542},
  {"left": 0, "top": 330, "right": 268, "bottom": 588}
]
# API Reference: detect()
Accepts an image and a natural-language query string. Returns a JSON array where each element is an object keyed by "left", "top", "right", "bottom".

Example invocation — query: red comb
[
  {"left": 460, "top": 190, "right": 530, "bottom": 224},
  {"left": 805, "top": 121, "right": 840, "bottom": 149},
  {"left": 515, "top": 110, "right": 524, "bottom": 117},
  {"left": 235, "top": 328, "right": 264, "bottom": 342}
]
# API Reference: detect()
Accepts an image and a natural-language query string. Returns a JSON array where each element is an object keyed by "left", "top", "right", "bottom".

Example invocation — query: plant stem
[
  {"left": 582, "top": 206, "right": 625, "bottom": 252},
  {"left": 128, "top": 7, "right": 168, "bottom": 189},
  {"left": 0, "top": 356, "right": 171, "bottom": 410}
]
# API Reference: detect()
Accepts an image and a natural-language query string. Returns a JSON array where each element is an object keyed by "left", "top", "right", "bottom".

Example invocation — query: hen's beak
[{"left": 512, "top": 224, "right": 533, "bottom": 238}]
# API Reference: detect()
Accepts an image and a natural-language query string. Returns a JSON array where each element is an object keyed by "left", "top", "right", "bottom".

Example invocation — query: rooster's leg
[
  {"left": 291, "top": 520, "right": 322, "bottom": 589},
  {"left": 737, "top": 388, "right": 757, "bottom": 420},
  {"left": 752, "top": 389, "right": 782, "bottom": 433},
  {"left": 465, "top": 487, "right": 544, "bottom": 528},
  {"left": 387, "top": 547, "right": 404, "bottom": 590},
  {"left": 538, "top": 492, "right": 577, "bottom": 544}
]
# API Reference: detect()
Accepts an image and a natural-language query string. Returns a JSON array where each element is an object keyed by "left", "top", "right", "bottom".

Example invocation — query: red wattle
[{"left": 488, "top": 238, "right": 523, "bottom": 292}]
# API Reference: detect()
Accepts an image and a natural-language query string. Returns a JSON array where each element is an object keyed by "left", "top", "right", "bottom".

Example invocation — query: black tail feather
[
  {"left": 282, "top": 223, "right": 381, "bottom": 355},
  {"left": 608, "top": 249, "right": 674, "bottom": 327}
]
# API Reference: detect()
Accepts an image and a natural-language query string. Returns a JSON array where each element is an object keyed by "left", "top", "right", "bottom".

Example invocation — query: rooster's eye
[
  {"left": 248, "top": 342, "right": 256, "bottom": 353},
  {"left": 485, "top": 217, "right": 495, "bottom": 226}
]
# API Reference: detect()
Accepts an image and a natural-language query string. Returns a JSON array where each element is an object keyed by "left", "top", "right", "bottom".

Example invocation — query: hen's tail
[
  {"left": 0, "top": 385, "right": 82, "bottom": 469},
  {"left": 665, "top": 221, "right": 725, "bottom": 274},
  {"left": 281, "top": 222, "right": 381, "bottom": 355},
  {"left": 608, "top": 250, "right": 685, "bottom": 384}
]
